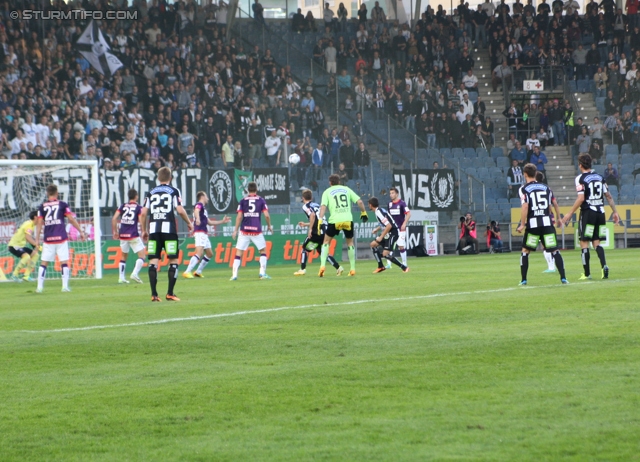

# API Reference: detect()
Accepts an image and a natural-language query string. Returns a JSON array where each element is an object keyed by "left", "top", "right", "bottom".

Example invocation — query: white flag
[{"left": 75, "top": 20, "right": 123, "bottom": 77}]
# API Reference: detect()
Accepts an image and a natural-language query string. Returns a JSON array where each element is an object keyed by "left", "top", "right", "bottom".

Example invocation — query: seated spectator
[
  {"left": 458, "top": 213, "right": 478, "bottom": 254},
  {"left": 507, "top": 159, "right": 524, "bottom": 199},
  {"left": 537, "top": 127, "right": 549, "bottom": 148},
  {"left": 525, "top": 132, "right": 540, "bottom": 152},
  {"left": 589, "top": 141, "right": 603, "bottom": 164},
  {"left": 510, "top": 141, "right": 527, "bottom": 166},
  {"left": 336, "top": 162, "right": 348, "bottom": 185},
  {"left": 604, "top": 162, "right": 619, "bottom": 187},
  {"left": 485, "top": 221, "right": 503, "bottom": 253},
  {"left": 529, "top": 145, "right": 548, "bottom": 176}
]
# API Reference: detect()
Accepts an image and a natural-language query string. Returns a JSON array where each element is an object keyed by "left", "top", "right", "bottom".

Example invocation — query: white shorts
[
  {"left": 120, "top": 237, "right": 145, "bottom": 254},
  {"left": 236, "top": 233, "right": 267, "bottom": 251},
  {"left": 397, "top": 230, "right": 406, "bottom": 248},
  {"left": 194, "top": 232, "right": 212, "bottom": 250},
  {"left": 41, "top": 242, "right": 70, "bottom": 262}
]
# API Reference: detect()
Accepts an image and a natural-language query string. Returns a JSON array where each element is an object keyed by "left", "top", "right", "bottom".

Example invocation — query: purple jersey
[
  {"left": 193, "top": 202, "right": 209, "bottom": 233},
  {"left": 38, "top": 199, "right": 72, "bottom": 243},
  {"left": 388, "top": 199, "right": 410, "bottom": 229},
  {"left": 117, "top": 201, "right": 142, "bottom": 239},
  {"left": 237, "top": 194, "right": 268, "bottom": 234}
]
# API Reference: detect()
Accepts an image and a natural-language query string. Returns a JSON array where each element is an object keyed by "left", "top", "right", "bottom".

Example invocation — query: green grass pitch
[{"left": 1, "top": 250, "right": 639, "bottom": 460}]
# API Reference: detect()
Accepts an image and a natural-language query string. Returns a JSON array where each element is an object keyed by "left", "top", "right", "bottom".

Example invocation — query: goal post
[{"left": 0, "top": 160, "right": 102, "bottom": 280}]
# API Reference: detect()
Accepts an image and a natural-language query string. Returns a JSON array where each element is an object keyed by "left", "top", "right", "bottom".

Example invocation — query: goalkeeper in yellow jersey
[{"left": 8, "top": 211, "right": 39, "bottom": 282}]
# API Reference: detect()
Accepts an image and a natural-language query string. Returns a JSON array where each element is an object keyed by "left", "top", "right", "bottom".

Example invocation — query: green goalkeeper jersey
[{"left": 321, "top": 185, "right": 361, "bottom": 224}]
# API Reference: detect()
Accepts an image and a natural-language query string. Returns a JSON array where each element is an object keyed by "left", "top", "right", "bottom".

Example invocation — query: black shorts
[
  {"left": 8, "top": 246, "right": 32, "bottom": 258},
  {"left": 522, "top": 225, "right": 558, "bottom": 252},
  {"left": 147, "top": 233, "right": 180, "bottom": 259},
  {"left": 380, "top": 234, "right": 399, "bottom": 251},
  {"left": 302, "top": 234, "right": 324, "bottom": 252},
  {"left": 325, "top": 221, "right": 354, "bottom": 239},
  {"left": 579, "top": 209, "right": 607, "bottom": 242}
]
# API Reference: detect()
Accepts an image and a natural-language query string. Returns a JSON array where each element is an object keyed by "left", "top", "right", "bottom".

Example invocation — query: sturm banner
[
  {"left": 252, "top": 168, "right": 290, "bottom": 205},
  {"left": 392, "top": 169, "right": 457, "bottom": 212}
]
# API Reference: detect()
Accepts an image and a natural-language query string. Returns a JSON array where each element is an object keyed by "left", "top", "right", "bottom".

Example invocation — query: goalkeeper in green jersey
[{"left": 317, "top": 174, "right": 368, "bottom": 277}]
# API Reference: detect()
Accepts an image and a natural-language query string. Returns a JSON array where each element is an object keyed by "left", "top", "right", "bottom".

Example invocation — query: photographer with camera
[
  {"left": 485, "top": 220, "right": 503, "bottom": 253},
  {"left": 457, "top": 213, "right": 478, "bottom": 254}
]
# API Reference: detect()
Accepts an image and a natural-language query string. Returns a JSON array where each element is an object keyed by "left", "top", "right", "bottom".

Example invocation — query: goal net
[{"left": 0, "top": 160, "right": 102, "bottom": 281}]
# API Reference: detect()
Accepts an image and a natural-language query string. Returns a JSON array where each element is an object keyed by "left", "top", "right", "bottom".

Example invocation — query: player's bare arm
[
  {"left": 140, "top": 207, "right": 149, "bottom": 241},
  {"left": 319, "top": 204, "right": 327, "bottom": 221},
  {"left": 562, "top": 194, "right": 584, "bottom": 226},
  {"left": 552, "top": 198, "right": 564, "bottom": 228},
  {"left": 306, "top": 212, "right": 316, "bottom": 238},
  {"left": 232, "top": 211, "right": 243, "bottom": 240},
  {"left": 34, "top": 219, "right": 43, "bottom": 248},
  {"left": 372, "top": 226, "right": 381, "bottom": 235},
  {"left": 402, "top": 210, "right": 411, "bottom": 231},
  {"left": 604, "top": 192, "right": 621, "bottom": 224},
  {"left": 68, "top": 215, "right": 86, "bottom": 241},
  {"left": 176, "top": 205, "right": 194, "bottom": 232},
  {"left": 517, "top": 203, "right": 529, "bottom": 233},
  {"left": 371, "top": 223, "right": 392, "bottom": 248},
  {"left": 264, "top": 210, "right": 273, "bottom": 234},
  {"left": 111, "top": 210, "right": 122, "bottom": 240},
  {"left": 207, "top": 216, "right": 231, "bottom": 226}
]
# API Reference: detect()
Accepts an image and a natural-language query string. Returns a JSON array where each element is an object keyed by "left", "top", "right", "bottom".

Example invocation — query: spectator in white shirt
[
  {"left": 21, "top": 115, "right": 37, "bottom": 146},
  {"left": 462, "top": 69, "right": 479, "bottom": 92},
  {"left": 525, "top": 132, "right": 541, "bottom": 151},
  {"left": 264, "top": 130, "right": 282, "bottom": 167}
]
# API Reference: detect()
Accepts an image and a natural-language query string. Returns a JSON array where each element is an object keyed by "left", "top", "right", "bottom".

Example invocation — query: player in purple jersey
[
  {"left": 231, "top": 181, "right": 273, "bottom": 280},
  {"left": 379, "top": 186, "right": 411, "bottom": 268},
  {"left": 112, "top": 188, "right": 147, "bottom": 284},
  {"left": 183, "top": 191, "right": 231, "bottom": 278},
  {"left": 34, "top": 184, "right": 85, "bottom": 293}
]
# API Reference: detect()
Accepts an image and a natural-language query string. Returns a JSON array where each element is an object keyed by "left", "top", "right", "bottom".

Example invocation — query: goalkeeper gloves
[{"left": 360, "top": 212, "right": 368, "bottom": 222}]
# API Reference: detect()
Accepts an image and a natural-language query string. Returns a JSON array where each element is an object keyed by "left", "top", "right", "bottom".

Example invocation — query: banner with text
[
  {"left": 392, "top": 169, "right": 457, "bottom": 212},
  {"left": 252, "top": 168, "right": 290, "bottom": 205},
  {"left": 0, "top": 234, "right": 344, "bottom": 277}
]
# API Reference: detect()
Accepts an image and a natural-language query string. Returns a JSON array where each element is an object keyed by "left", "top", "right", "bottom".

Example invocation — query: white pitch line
[{"left": 14, "top": 279, "right": 637, "bottom": 334}]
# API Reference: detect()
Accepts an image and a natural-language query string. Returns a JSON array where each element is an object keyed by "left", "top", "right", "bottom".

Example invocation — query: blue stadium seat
[
  {"left": 452, "top": 148, "right": 465, "bottom": 158},
  {"left": 620, "top": 195, "right": 634, "bottom": 205},
  {"left": 476, "top": 148, "right": 489, "bottom": 157},
  {"left": 496, "top": 157, "right": 510, "bottom": 170},
  {"left": 621, "top": 174, "right": 634, "bottom": 185},
  {"left": 491, "top": 147, "right": 504, "bottom": 159},
  {"left": 621, "top": 144, "right": 632, "bottom": 155},
  {"left": 464, "top": 148, "right": 477, "bottom": 158},
  {"left": 484, "top": 158, "right": 496, "bottom": 167},
  {"left": 605, "top": 145, "right": 619, "bottom": 157}
]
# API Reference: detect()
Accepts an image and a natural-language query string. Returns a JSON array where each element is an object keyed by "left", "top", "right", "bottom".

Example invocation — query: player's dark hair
[
  {"left": 29, "top": 210, "right": 37, "bottom": 220},
  {"left": 128, "top": 188, "right": 138, "bottom": 200},
  {"left": 368, "top": 197, "right": 379, "bottom": 208},
  {"left": 535, "top": 171, "right": 544, "bottom": 182},
  {"left": 302, "top": 189, "right": 313, "bottom": 201},
  {"left": 196, "top": 191, "right": 206, "bottom": 201},
  {"left": 578, "top": 152, "right": 592, "bottom": 170},
  {"left": 247, "top": 182, "right": 258, "bottom": 193},
  {"left": 523, "top": 163, "right": 537, "bottom": 179},
  {"left": 389, "top": 186, "right": 399, "bottom": 194},
  {"left": 157, "top": 166, "right": 172, "bottom": 183},
  {"left": 46, "top": 184, "right": 57, "bottom": 196},
  {"left": 328, "top": 174, "right": 340, "bottom": 185}
]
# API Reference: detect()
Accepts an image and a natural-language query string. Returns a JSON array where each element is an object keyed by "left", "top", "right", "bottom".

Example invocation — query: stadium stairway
[{"left": 540, "top": 145, "right": 576, "bottom": 207}]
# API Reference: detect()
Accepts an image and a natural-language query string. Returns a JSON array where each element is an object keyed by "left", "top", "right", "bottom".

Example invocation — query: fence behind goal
[{"left": 0, "top": 160, "right": 102, "bottom": 280}]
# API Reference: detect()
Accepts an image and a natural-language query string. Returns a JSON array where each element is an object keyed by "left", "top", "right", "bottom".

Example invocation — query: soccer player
[
  {"left": 378, "top": 186, "right": 411, "bottom": 269},
  {"left": 34, "top": 184, "right": 86, "bottom": 293},
  {"left": 536, "top": 171, "right": 557, "bottom": 273},
  {"left": 368, "top": 197, "right": 409, "bottom": 273},
  {"left": 183, "top": 191, "right": 231, "bottom": 278},
  {"left": 317, "top": 173, "right": 368, "bottom": 277},
  {"left": 561, "top": 153, "right": 621, "bottom": 279},
  {"left": 516, "top": 163, "right": 568, "bottom": 286},
  {"left": 294, "top": 189, "right": 343, "bottom": 276},
  {"left": 141, "top": 167, "right": 193, "bottom": 302},
  {"left": 8, "top": 211, "right": 38, "bottom": 282},
  {"left": 231, "top": 181, "right": 273, "bottom": 280},
  {"left": 112, "top": 188, "right": 146, "bottom": 284}
]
